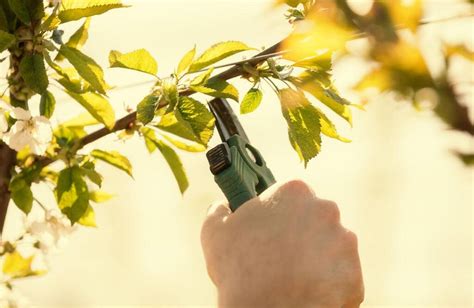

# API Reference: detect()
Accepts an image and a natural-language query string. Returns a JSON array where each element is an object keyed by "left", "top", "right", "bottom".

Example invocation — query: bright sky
[{"left": 2, "top": 0, "right": 472, "bottom": 307}]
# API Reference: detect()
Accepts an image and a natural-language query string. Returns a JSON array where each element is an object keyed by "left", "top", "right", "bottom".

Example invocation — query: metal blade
[{"left": 208, "top": 98, "right": 250, "bottom": 143}]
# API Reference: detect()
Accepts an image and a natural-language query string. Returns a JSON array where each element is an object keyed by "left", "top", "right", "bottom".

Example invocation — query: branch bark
[{"left": 0, "top": 142, "right": 16, "bottom": 235}]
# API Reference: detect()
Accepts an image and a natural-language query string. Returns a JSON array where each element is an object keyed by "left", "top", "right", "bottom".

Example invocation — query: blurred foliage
[{"left": 278, "top": 0, "right": 473, "bottom": 162}]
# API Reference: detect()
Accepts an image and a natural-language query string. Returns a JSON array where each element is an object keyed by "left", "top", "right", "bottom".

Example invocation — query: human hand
[{"left": 201, "top": 179, "right": 364, "bottom": 308}]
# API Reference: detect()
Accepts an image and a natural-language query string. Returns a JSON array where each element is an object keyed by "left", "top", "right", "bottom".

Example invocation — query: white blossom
[
  {"left": 0, "top": 101, "right": 11, "bottom": 139},
  {"left": 3, "top": 108, "right": 52, "bottom": 155},
  {"left": 0, "top": 283, "right": 30, "bottom": 308},
  {"left": 25, "top": 209, "right": 75, "bottom": 255}
]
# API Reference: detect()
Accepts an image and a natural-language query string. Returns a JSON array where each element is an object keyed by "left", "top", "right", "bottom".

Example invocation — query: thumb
[{"left": 206, "top": 201, "right": 231, "bottom": 223}]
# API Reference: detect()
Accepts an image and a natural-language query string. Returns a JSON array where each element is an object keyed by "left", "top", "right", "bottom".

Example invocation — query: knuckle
[
  {"left": 319, "top": 200, "right": 341, "bottom": 224},
  {"left": 343, "top": 230, "right": 359, "bottom": 250},
  {"left": 280, "top": 179, "right": 315, "bottom": 198}
]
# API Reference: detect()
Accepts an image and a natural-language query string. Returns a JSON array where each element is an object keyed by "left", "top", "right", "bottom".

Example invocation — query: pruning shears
[{"left": 206, "top": 98, "right": 276, "bottom": 212}]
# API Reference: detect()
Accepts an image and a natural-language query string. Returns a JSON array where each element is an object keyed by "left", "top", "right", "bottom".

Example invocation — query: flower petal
[
  {"left": 11, "top": 107, "right": 31, "bottom": 121},
  {"left": 0, "top": 113, "right": 7, "bottom": 134}
]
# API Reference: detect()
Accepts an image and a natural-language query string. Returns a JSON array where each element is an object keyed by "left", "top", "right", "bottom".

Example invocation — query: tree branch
[
  {"left": 37, "top": 41, "right": 283, "bottom": 168},
  {"left": 0, "top": 142, "right": 16, "bottom": 235}
]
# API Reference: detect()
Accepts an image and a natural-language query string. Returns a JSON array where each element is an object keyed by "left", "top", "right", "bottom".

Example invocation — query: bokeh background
[{"left": 2, "top": 0, "right": 472, "bottom": 306}]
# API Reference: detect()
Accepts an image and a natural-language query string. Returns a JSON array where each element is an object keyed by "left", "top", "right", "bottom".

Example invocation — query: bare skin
[{"left": 201, "top": 179, "right": 364, "bottom": 308}]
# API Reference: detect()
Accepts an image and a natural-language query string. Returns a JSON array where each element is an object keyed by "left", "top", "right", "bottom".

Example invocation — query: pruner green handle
[{"left": 207, "top": 135, "right": 276, "bottom": 212}]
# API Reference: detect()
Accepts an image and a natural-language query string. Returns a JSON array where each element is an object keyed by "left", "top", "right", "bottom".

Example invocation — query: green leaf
[
  {"left": 314, "top": 107, "right": 350, "bottom": 142},
  {"left": 68, "top": 17, "right": 91, "bottom": 49},
  {"left": 8, "top": 0, "right": 30, "bottom": 24},
  {"left": 91, "top": 149, "right": 133, "bottom": 177},
  {"left": 292, "top": 72, "right": 353, "bottom": 125},
  {"left": 157, "top": 96, "right": 215, "bottom": 146},
  {"left": 58, "top": 0, "right": 127, "bottom": 23},
  {"left": 59, "top": 46, "right": 108, "bottom": 94},
  {"left": 9, "top": 177, "right": 33, "bottom": 214},
  {"left": 292, "top": 52, "right": 332, "bottom": 71},
  {"left": 191, "top": 78, "right": 239, "bottom": 101},
  {"left": 190, "top": 67, "right": 214, "bottom": 86},
  {"left": 0, "top": 5, "right": 8, "bottom": 31},
  {"left": 240, "top": 88, "right": 263, "bottom": 114},
  {"left": 161, "top": 134, "right": 206, "bottom": 152},
  {"left": 2, "top": 251, "right": 42, "bottom": 279},
  {"left": 89, "top": 190, "right": 114, "bottom": 203},
  {"left": 136, "top": 95, "right": 159, "bottom": 125},
  {"left": 80, "top": 162, "right": 103, "bottom": 187},
  {"left": 0, "top": 30, "right": 15, "bottom": 52},
  {"left": 188, "top": 41, "right": 251, "bottom": 72},
  {"left": 19, "top": 54, "right": 48, "bottom": 94},
  {"left": 55, "top": 166, "right": 89, "bottom": 224},
  {"left": 109, "top": 49, "right": 158, "bottom": 76},
  {"left": 177, "top": 46, "right": 195, "bottom": 76},
  {"left": 66, "top": 91, "right": 115, "bottom": 129},
  {"left": 0, "top": 1, "right": 15, "bottom": 32},
  {"left": 141, "top": 127, "right": 189, "bottom": 194},
  {"left": 162, "top": 78, "right": 178, "bottom": 112},
  {"left": 56, "top": 18, "right": 91, "bottom": 61},
  {"left": 40, "top": 91, "right": 56, "bottom": 118},
  {"left": 279, "top": 88, "right": 322, "bottom": 166},
  {"left": 78, "top": 204, "right": 96, "bottom": 227}
]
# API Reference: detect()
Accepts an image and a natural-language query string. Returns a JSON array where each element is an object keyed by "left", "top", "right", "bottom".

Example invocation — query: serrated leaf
[
  {"left": 89, "top": 190, "right": 114, "bottom": 203},
  {"left": 188, "top": 41, "right": 251, "bottom": 72},
  {"left": 55, "top": 166, "right": 89, "bottom": 224},
  {"left": 292, "top": 72, "right": 353, "bottom": 125},
  {"left": 136, "top": 95, "right": 158, "bottom": 125},
  {"left": 191, "top": 78, "right": 239, "bottom": 101},
  {"left": 66, "top": 91, "right": 115, "bottom": 129},
  {"left": 190, "top": 67, "right": 214, "bottom": 86},
  {"left": 58, "top": 0, "right": 127, "bottom": 23},
  {"left": 91, "top": 149, "right": 133, "bottom": 177},
  {"left": 9, "top": 177, "right": 33, "bottom": 214},
  {"left": 59, "top": 46, "right": 107, "bottom": 94},
  {"left": 40, "top": 91, "right": 56, "bottom": 118},
  {"left": 109, "top": 49, "right": 158, "bottom": 76},
  {"left": 19, "top": 54, "right": 48, "bottom": 94},
  {"left": 8, "top": 0, "right": 30, "bottom": 24},
  {"left": 141, "top": 127, "right": 189, "bottom": 194},
  {"left": 78, "top": 205, "right": 96, "bottom": 227},
  {"left": 2, "top": 251, "right": 41, "bottom": 279},
  {"left": 0, "top": 30, "right": 15, "bottom": 52},
  {"left": 240, "top": 88, "right": 263, "bottom": 114},
  {"left": 157, "top": 96, "right": 215, "bottom": 146},
  {"left": 279, "top": 88, "right": 322, "bottom": 166},
  {"left": 177, "top": 46, "right": 195, "bottom": 76}
]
